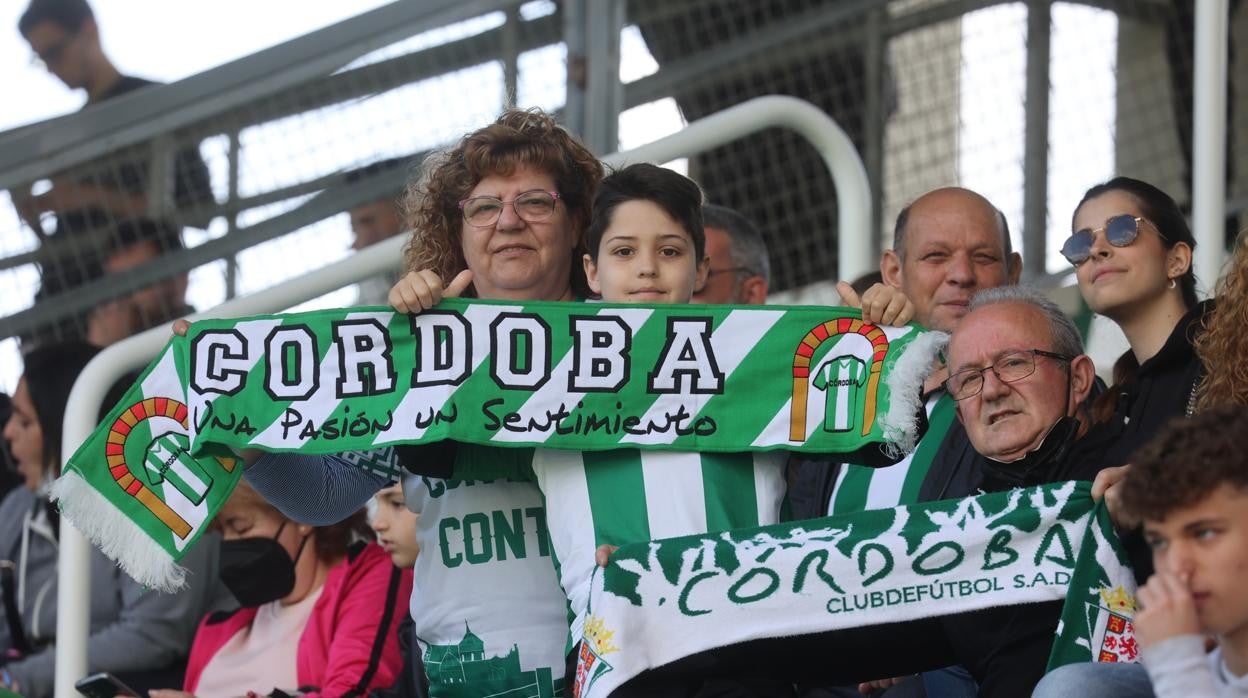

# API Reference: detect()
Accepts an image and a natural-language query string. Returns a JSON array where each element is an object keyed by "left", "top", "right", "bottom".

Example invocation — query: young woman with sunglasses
[{"left": 1064, "top": 176, "right": 1209, "bottom": 468}]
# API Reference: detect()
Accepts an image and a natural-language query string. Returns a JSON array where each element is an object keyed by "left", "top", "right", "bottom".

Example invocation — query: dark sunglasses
[{"left": 1060, "top": 214, "right": 1167, "bottom": 265}]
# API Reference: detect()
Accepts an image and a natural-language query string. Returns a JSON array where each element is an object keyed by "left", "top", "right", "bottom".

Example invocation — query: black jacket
[{"left": 1079, "top": 299, "right": 1211, "bottom": 468}]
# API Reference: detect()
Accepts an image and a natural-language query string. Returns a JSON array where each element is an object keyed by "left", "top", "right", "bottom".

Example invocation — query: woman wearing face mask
[
  {"left": 1, "top": 343, "right": 222, "bottom": 698},
  {"left": 1063, "top": 177, "right": 1209, "bottom": 468},
  {"left": 154, "top": 480, "right": 412, "bottom": 698}
]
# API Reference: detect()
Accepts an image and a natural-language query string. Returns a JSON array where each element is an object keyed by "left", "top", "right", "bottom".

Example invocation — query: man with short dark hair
[
  {"left": 691, "top": 204, "right": 769, "bottom": 305},
  {"left": 14, "top": 0, "right": 212, "bottom": 346}
]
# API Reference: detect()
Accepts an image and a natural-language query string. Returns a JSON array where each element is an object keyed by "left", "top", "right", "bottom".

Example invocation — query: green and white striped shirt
[{"left": 457, "top": 445, "right": 787, "bottom": 641}]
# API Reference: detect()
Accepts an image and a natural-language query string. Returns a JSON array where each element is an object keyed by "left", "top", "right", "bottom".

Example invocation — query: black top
[
  {"left": 49, "top": 75, "right": 213, "bottom": 244},
  {"left": 1080, "top": 299, "right": 1212, "bottom": 468}
]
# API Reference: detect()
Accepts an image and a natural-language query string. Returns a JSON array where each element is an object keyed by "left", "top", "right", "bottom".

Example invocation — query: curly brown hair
[
  {"left": 401, "top": 108, "right": 604, "bottom": 299},
  {"left": 1120, "top": 405, "right": 1248, "bottom": 521},
  {"left": 1195, "top": 231, "right": 1248, "bottom": 411}
]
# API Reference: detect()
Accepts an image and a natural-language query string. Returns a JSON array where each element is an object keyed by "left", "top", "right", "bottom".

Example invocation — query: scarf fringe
[
  {"left": 879, "top": 330, "right": 949, "bottom": 457},
  {"left": 50, "top": 472, "right": 187, "bottom": 592}
]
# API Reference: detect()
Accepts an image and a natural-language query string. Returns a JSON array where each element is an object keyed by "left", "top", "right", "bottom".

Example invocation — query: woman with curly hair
[
  {"left": 244, "top": 108, "right": 604, "bottom": 697},
  {"left": 1062, "top": 176, "right": 1209, "bottom": 468},
  {"left": 1194, "top": 232, "right": 1248, "bottom": 410}
]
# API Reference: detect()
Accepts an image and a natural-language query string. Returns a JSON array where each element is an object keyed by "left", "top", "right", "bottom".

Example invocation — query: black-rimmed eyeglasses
[{"left": 944, "top": 349, "right": 1072, "bottom": 401}]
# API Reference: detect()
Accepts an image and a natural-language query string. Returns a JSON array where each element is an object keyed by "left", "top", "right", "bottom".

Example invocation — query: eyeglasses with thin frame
[
  {"left": 705, "top": 266, "right": 755, "bottom": 278},
  {"left": 1060, "top": 214, "right": 1169, "bottom": 266},
  {"left": 944, "top": 349, "right": 1072, "bottom": 401},
  {"left": 458, "top": 190, "right": 560, "bottom": 228}
]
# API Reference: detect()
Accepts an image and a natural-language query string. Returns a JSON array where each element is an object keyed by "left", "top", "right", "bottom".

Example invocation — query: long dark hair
[
  {"left": 1076, "top": 177, "right": 1198, "bottom": 424},
  {"left": 21, "top": 341, "right": 100, "bottom": 475},
  {"left": 1074, "top": 176, "right": 1198, "bottom": 308}
]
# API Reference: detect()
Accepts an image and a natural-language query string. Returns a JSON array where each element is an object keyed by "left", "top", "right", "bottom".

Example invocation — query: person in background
[
  {"left": 153, "top": 480, "right": 411, "bottom": 698},
  {"left": 691, "top": 203, "right": 770, "bottom": 305},
  {"left": 86, "top": 219, "right": 193, "bottom": 347},
  {"left": 14, "top": 0, "right": 212, "bottom": 347},
  {"left": 790, "top": 187, "right": 1022, "bottom": 523},
  {"left": 346, "top": 158, "right": 410, "bottom": 306},
  {"left": 0, "top": 343, "right": 222, "bottom": 698},
  {"left": 369, "top": 483, "right": 425, "bottom": 698}
]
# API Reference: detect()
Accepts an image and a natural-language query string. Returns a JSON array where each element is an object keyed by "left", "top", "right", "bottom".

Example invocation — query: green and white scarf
[
  {"left": 573, "top": 481, "right": 1138, "bottom": 698},
  {"left": 53, "top": 300, "right": 940, "bottom": 590}
]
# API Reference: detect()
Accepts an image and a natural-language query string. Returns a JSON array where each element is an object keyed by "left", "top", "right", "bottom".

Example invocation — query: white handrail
[
  {"left": 1192, "top": 0, "right": 1230, "bottom": 292},
  {"left": 603, "top": 95, "right": 873, "bottom": 283},
  {"left": 53, "top": 95, "right": 869, "bottom": 695}
]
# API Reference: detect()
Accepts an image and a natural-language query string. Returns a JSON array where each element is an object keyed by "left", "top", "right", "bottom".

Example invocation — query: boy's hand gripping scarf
[{"left": 52, "top": 299, "right": 941, "bottom": 590}]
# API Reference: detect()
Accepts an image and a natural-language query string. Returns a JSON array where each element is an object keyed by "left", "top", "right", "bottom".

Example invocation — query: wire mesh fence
[{"left": 0, "top": 0, "right": 1241, "bottom": 394}]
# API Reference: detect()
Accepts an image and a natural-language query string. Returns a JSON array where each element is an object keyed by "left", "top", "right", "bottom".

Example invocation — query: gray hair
[
  {"left": 703, "top": 203, "right": 771, "bottom": 284},
  {"left": 967, "top": 285, "right": 1084, "bottom": 358}
]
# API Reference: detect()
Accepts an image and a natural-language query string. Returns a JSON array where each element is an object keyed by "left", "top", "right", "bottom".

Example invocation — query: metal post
[
  {"left": 502, "top": 4, "right": 520, "bottom": 107},
  {"left": 863, "top": 6, "right": 887, "bottom": 260},
  {"left": 225, "top": 128, "right": 241, "bottom": 300},
  {"left": 51, "top": 526, "right": 92, "bottom": 696},
  {"left": 1193, "top": 0, "right": 1230, "bottom": 291},
  {"left": 563, "top": 0, "right": 587, "bottom": 137},
  {"left": 582, "top": 0, "right": 626, "bottom": 155},
  {"left": 1022, "top": 0, "right": 1052, "bottom": 280},
  {"left": 146, "top": 135, "right": 175, "bottom": 219}
]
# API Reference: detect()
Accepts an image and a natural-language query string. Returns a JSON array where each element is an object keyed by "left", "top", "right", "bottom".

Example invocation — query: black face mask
[
  {"left": 218, "top": 521, "right": 310, "bottom": 608},
  {"left": 979, "top": 415, "right": 1083, "bottom": 490},
  {"left": 978, "top": 364, "right": 1083, "bottom": 491}
]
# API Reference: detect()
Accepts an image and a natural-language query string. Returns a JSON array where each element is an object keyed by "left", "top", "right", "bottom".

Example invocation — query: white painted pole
[
  {"left": 53, "top": 234, "right": 407, "bottom": 698},
  {"left": 1192, "top": 0, "right": 1230, "bottom": 293}
]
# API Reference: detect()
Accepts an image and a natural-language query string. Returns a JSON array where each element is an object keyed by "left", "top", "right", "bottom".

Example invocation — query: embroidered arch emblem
[
  {"left": 789, "top": 318, "right": 888, "bottom": 441},
  {"left": 106, "top": 397, "right": 236, "bottom": 539}
]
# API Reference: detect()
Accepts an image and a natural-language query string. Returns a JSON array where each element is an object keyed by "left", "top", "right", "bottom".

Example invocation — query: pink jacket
[{"left": 184, "top": 543, "right": 413, "bottom": 697}]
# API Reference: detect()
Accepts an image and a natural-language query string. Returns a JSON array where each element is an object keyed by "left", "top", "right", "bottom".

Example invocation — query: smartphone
[{"left": 73, "top": 672, "right": 141, "bottom": 698}]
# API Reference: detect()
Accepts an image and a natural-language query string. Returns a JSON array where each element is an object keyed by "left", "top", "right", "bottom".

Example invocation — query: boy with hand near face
[{"left": 1120, "top": 406, "right": 1248, "bottom": 697}]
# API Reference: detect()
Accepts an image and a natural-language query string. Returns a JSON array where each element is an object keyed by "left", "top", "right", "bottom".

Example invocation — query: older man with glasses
[
  {"left": 690, "top": 204, "right": 770, "bottom": 305},
  {"left": 608, "top": 286, "right": 1132, "bottom": 697}
]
